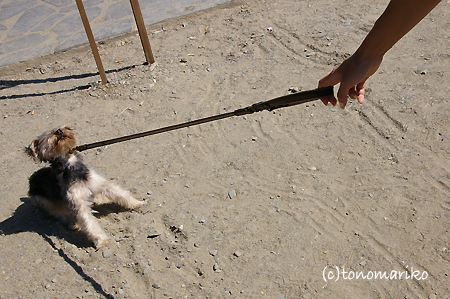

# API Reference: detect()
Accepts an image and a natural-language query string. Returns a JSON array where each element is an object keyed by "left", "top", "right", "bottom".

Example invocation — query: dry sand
[{"left": 1, "top": 0, "right": 449, "bottom": 298}]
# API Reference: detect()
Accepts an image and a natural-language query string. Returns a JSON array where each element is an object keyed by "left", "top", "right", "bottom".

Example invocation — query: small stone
[
  {"left": 213, "top": 263, "right": 221, "bottom": 272},
  {"left": 89, "top": 91, "right": 99, "bottom": 97},
  {"left": 130, "top": 94, "right": 138, "bottom": 100},
  {"left": 308, "top": 166, "right": 317, "bottom": 171},
  {"left": 194, "top": 242, "right": 200, "bottom": 247},
  {"left": 228, "top": 189, "right": 236, "bottom": 199},
  {"left": 102, "top": 249, "right": 112, "bottom": 258},
  {"left": 268, "top": 208, "right": 276, "bottom": 214},
  {"left": 251, "top": 136, "right": 258, "bottom": 141},
  {"left": 117, "top": 288, "right": 124, "bottom": 295},
  {"left": 149, "top": 62, "right": 158, "bottom": 72},
  {"left": 233, "top": 251, "right": 242, "bottom": 257},
  {"left": 146, "top": 191, "right": 153, "bottom": 195},
  {"left": 51, "top": 278, "right": 57, "bottom": 283},
  {"left": 152, "top": 283, "right": 161, "bottom": 289},
  {"left": 180, "top": 58, "right": 187, "bottom": 63},
  {"left": 209, "top": 249, "right": 218, "bottom": 256},
  {"left": 288, "top": 86, "right": 299, "bottom": 93}
]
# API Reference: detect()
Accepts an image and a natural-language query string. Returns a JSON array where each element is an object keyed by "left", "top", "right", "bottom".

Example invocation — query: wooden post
[
  {"left": 75, "top": 0, "right": 108, "bottom": 84},
  {"left": 129, "top": 0, "right": 155, "bottom": 65}
]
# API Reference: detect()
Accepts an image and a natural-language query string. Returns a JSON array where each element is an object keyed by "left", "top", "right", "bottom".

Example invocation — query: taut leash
[{"left": 71, "top": 86, "right": 333, "bottom": 153}]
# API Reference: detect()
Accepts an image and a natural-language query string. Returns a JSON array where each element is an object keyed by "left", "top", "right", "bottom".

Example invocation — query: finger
[
  {"left": 320, "top": 97, "right": 337, "bottom": 106},
  {"left": 357, "top": 88, "right": 365, "bottom": 104},
  {"left": 336, "top": 85, "right": 349, "bottom": 109},
  {"left": 318, "top": 68, "right": 341, "bottom": 89},
  {"left": 356, "top": 82, "right": 365, "bottom": 104},
  {"left": 348, "top": 87, "right": 359, "bottom": 99}
]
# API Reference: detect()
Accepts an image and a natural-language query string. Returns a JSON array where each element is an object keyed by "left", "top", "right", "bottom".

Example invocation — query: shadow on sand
[{"left": 0, "top": 197, "right": 126, "bottom": 298}]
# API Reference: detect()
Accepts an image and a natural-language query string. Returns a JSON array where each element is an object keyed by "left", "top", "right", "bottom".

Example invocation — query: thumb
[{"left": 318, "top": 69, "right": 341, "bottom": 88}]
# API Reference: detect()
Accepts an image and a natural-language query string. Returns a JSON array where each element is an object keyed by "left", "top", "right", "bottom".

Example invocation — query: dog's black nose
[{"left": 55, "top": 129, "right": 63, "bottom": 136}]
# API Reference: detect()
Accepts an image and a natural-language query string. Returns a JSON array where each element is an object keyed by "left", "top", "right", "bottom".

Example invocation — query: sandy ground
[{"left": 1, "top": 0, "right": 450, "bottom": 298}]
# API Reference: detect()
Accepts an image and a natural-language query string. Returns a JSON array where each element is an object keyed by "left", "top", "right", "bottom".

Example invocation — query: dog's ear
[{"left": 24, "top": 139, "right": 39, "bottom": 161}]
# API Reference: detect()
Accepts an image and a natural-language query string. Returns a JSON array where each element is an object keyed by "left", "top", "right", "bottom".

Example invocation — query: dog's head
[{"left": 25, "top": 126, "right": 78, "bottom": 162}]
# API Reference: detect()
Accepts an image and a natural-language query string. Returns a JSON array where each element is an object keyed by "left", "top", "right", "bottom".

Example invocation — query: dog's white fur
[{"left": 26, "top": 126, "right": 145, "bottom": 249}]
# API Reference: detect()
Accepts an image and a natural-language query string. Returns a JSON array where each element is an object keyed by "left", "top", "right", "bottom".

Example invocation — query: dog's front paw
[
  {"left": 94, "top": 236, "right": 110, "bottom": 250},
  {"left": 128, "top": 198, "right": 147, "bottom": 210}
]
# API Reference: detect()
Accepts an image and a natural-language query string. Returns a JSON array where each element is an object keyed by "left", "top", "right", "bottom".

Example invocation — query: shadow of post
[{"left": 0, "top": 64, "right": 139, "bottom": 100}]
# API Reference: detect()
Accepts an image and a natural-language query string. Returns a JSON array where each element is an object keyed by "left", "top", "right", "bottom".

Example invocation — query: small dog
[{"left": 25, "top": 126, "right": 145, "bottom": 249}]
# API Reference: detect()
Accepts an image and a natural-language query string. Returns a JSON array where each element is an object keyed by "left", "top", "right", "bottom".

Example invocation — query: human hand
[{"left": 318, "top": 53, "right": 382, "bottom": 108}]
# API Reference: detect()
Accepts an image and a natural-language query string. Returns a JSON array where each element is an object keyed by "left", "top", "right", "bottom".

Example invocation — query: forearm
[{"left": 355, "top": 0, "right": 441, "bottom": 60}]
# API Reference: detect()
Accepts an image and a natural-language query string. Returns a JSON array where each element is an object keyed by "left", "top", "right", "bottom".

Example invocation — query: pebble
[
  {"left": 213, "top": 263, "right": 221, "bottom": 272},
  {"left": 288, "top": 86, "right": 299, "bottom": 93},
  {"left": 228, "top": 189, "right": 236, "bottom": 199},
  {"left": 149, "top": 62, "right": 158, "bottom": 72},
  {"left": 308, "top": 166, "right": 317, "bottom": 171},
  {"left": 233, "top": 251, "right": 242, "bottom": 257},
  {"left": 51, "top": 278, "right": 57, "bottom": 283},
  {"left": 130, "top": 94, "right": 138, "bottom": 100},
  {"left": 209, "top": 249, "right": 218, "bottom": 256},
  {"left": 102, "top": 249, "right": 112, "bottom": 258},
  {"left": 152, "top": 283, "right": 161, "bottom": 289}
]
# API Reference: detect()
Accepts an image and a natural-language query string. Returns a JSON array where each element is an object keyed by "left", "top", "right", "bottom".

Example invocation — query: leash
[{"left": 71, "top": 86, "right": 334, "bottom": 153}]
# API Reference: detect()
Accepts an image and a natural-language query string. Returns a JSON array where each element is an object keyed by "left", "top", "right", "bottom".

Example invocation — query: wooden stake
[
  {"left": 75, "top": 0, "right": 108, "bottom": 84},
  {"left": 129, "top": 0, "right": 155, "bottom": 65}
]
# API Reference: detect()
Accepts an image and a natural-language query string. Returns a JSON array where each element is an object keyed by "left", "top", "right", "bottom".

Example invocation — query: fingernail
[{"left": 339, "top": 102, "right": 346, "bottom": 109}]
